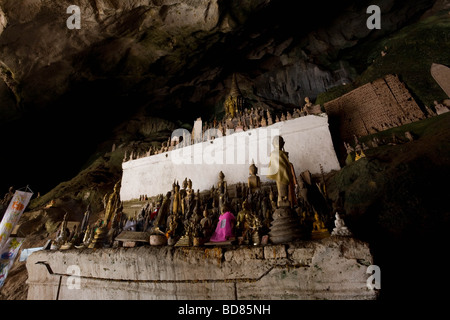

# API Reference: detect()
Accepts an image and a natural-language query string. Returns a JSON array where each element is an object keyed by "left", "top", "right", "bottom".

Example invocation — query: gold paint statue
[
  {"left": 248, "top": 162, "right": 261, "bottom": 194},
  {"left": 266, "top": 136, "right": 294, "bottom": 207},
  {"left": 104, "top": 181, "right": 121, "bottom": 229}
]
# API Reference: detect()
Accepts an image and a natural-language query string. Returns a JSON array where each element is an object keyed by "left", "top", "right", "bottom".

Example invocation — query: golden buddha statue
[
  {"left": 269, "top": 189, "right": 277, "bottom": 210},
  {"left": 81, "top": 224, "right": 91, "bottom": 246},
  {"left": 200, "top": 208, "right": 213, "bottom": 239},
  {"left": 184, "top": 179, "right": 194, "bottom": 219},
  {"left": 186, "top": 179, "right": 193, "bottom": 195},
  {"left": 312, "top": 211, "right": 327, "bottom": 232},
  {"left": 236, "top": 199, "right": 251, "bottom": 230},
  {"left": 54, "top": 212, "right": 69, "bottom": 247},
  {"left": 166, "top": 214, "right": 178, "bottom": 239},
  {"left": 236, "top": 201, "right": 255, "bottom": 243},
  {"left": 305, "top": 97, "right": 312, "bottom": 106},
  {"left": 266, "top": 136, "right": 294, "bottom": 207},
  {"left": 251, "top": 216, "right": 262, "bottom": 245},
  {"left": 248, "top": 162, "right": 261, "bottom": 194},
  {"left": 104, "top": 181, "right": 121, "bottom": 229},
  {"left": 180, "top": 180, "right": 186, "bottom": 215},
  {"left": 152, "top": 191, "right": 171, "bottom": 234},
  {"left": 217, "top": 171, "right": 227, "bottom": 194},
  {"left": 355, "top": 150, "right": 366, "bottom": 161},
  {"left": 225, "top": 95, "right": 236, "bottom": 119},
  {"left": 217, "top": 171, "right": 228, "bottom": 213},
  {"left": 171, "top": 181, "right": 181, "bottom": 216},
  {"left": 224, "top": 73, "right": 244, "bottom": 119}
]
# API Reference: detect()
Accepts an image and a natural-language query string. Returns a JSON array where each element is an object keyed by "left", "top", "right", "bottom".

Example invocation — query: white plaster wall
[{"left": 120, "top": 114, "right": 340, "bottom": 201}]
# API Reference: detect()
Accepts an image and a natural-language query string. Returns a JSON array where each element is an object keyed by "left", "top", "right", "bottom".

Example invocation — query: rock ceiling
[{"left": 0, "top": 0, "right": 437, "bottom": 192}]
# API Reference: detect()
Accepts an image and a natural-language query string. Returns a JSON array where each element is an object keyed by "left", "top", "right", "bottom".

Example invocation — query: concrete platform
[{"left": 26, "top": 237, "right": 378, "bottom": 300}]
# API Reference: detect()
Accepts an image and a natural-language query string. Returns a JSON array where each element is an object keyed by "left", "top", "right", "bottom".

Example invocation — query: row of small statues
[
  {"left": 52, "top": 134, "right": 352, "bottom": 249},
  {"left": 343, "top": 99, "right": 449, "bottom": 163},
  {"left": 51, "top": 182, "right": 124, "bottom": 250},
  {"left": 51, "top": 200, "right": 351, "bottom": 250},
  {"left": 122, "top": 97, "right": 320, "bottom": 162},
  {"left": 426, "top": 100, "right": 450, "bottom": 117},
  {"left": 344, "top": 130, "right": 417, "bottom": 164},
  {"left": 127, "top": 165, "right": 350, "bottom": 246},
  {"left": 51, "top": 167, "right": 351, "bottom": 250}
]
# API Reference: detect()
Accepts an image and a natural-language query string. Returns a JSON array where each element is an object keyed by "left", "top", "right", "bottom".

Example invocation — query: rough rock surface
[
  {"left": 26, "top": 237, "right": 377, "bottom": 300},
  {"left": 0, "top": 0, "right": 436, "bottom": 195}
]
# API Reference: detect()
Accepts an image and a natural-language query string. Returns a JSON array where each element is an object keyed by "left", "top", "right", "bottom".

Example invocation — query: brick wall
[{"left": 324, "top": 75, "right": 425, "bottom": 142}]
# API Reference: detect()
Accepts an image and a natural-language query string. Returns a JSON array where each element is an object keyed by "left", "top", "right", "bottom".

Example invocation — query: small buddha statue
[
  {"left": 260, "top": 116, "right": 267, "bottom": 127},
  {"left": 217, "top": 171, "right": 227, "bottom": 207},
  {"left": 251, "top": 216, "right": 262, "bottom": 245},
  {"left": 331, "top": 212, "right": 352, "bottom": 236},
  {"left": 286, "top": 111, "right": 292, "bottom": 120},
  {"left": 344, "top": 142, "right": 354, "bottom": 155},
  {"left": 248, "top": 162, "right": 261, "bottom": 194},
  {"left": 104, "top": 181, "right": 121, "bottom": 229},
  {"left": 53, "top": 212, "right": 69, "bottom": 248},
  {"left": 236, "top": 199, "right": 251, "bottom": 230},
  {"left": 184, "top": 179, "right": 194, "bottom": 219},
  {"left": 171, "top": 182, "right": 182, "bottom": 215},
  {"left": 312, "top": 211, "right": 328, "bottom": 233},
  {"left": 267, "top": 110, "right": 273, "bottom": 125},
  {"left": 152, "top": 191, "right": 171, "bottom": 234},
  {"left": 242, "top": 208, "right": 255, "bottom": 243},
  {"left": 355, "top": 150, "right": 366, "bottom": 161},
  {"left": 166, "top": 214, "right": 179, "bottom": 239},
  {"left": 297, "top": 175, "right": 308, "bottom": 205},
  {"left": 200, "top": 208, "right": 213, "bottom": 239},
  {"left": 191, "top": 190, "right": 202, "bottom": 224},
  {"left": 269, "top": 189, "right": 277, "bottom": 211},
  {"left": 81, "top": 225, "right": 91, "bottom": 246},
  {"left": 260, "top": 194, "right": 271, "bottom": 229},
  {"left": 304, "top": 97, "right": 312, "bottom": 108},
  {"left": 180, "top": 178, "right": 188, "bottom": 214},
  {"left": 234, "top": 118, "right": 243, "bottom": 132}
]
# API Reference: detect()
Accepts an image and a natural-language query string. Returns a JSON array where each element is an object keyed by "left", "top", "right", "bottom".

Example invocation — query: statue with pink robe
[{"left": 209, "top": 211, "right": 236, "bottom": 242}]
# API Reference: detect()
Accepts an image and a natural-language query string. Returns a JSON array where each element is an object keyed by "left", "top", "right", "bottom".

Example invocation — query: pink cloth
[{"left": 209, "top": 212, "right": 236, "bottom": 242}]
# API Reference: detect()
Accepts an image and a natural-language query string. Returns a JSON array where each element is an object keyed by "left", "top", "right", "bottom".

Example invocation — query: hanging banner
[
  {"left": 0, "top": 237, "right": 25, "bottom": 288},
  {"left": 0, "top": 190, "right": 33, "bottom": 250}
]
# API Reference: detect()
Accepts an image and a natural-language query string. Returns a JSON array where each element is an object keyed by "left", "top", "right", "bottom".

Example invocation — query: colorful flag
[
  {"left": 0, "top": 190, "right": 33, "bottom": 250},
  {"left": 0, "top": 190, "right": 33, "bottom": 288},
  {"left": 0, "top": 237, "right": 25, "bottom": 288}
]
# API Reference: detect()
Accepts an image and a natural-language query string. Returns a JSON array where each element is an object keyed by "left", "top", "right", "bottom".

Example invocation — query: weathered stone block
[
  {"left": 123, "top": 241, "right": 136, "bottom": 248},
  {"left": 263, "top": 244, "right": 286, "bottom": 259},
  {"left": 224, "top": 246, "right": 264, "bottom": 263},
  {"left": 287, "top": 247, "right": 315, "bottom": 265}
]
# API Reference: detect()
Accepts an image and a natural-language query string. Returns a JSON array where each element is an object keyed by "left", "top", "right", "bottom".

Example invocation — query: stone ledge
[{"left": 26, "top": 237, "right": 377, "bottom": 300}]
